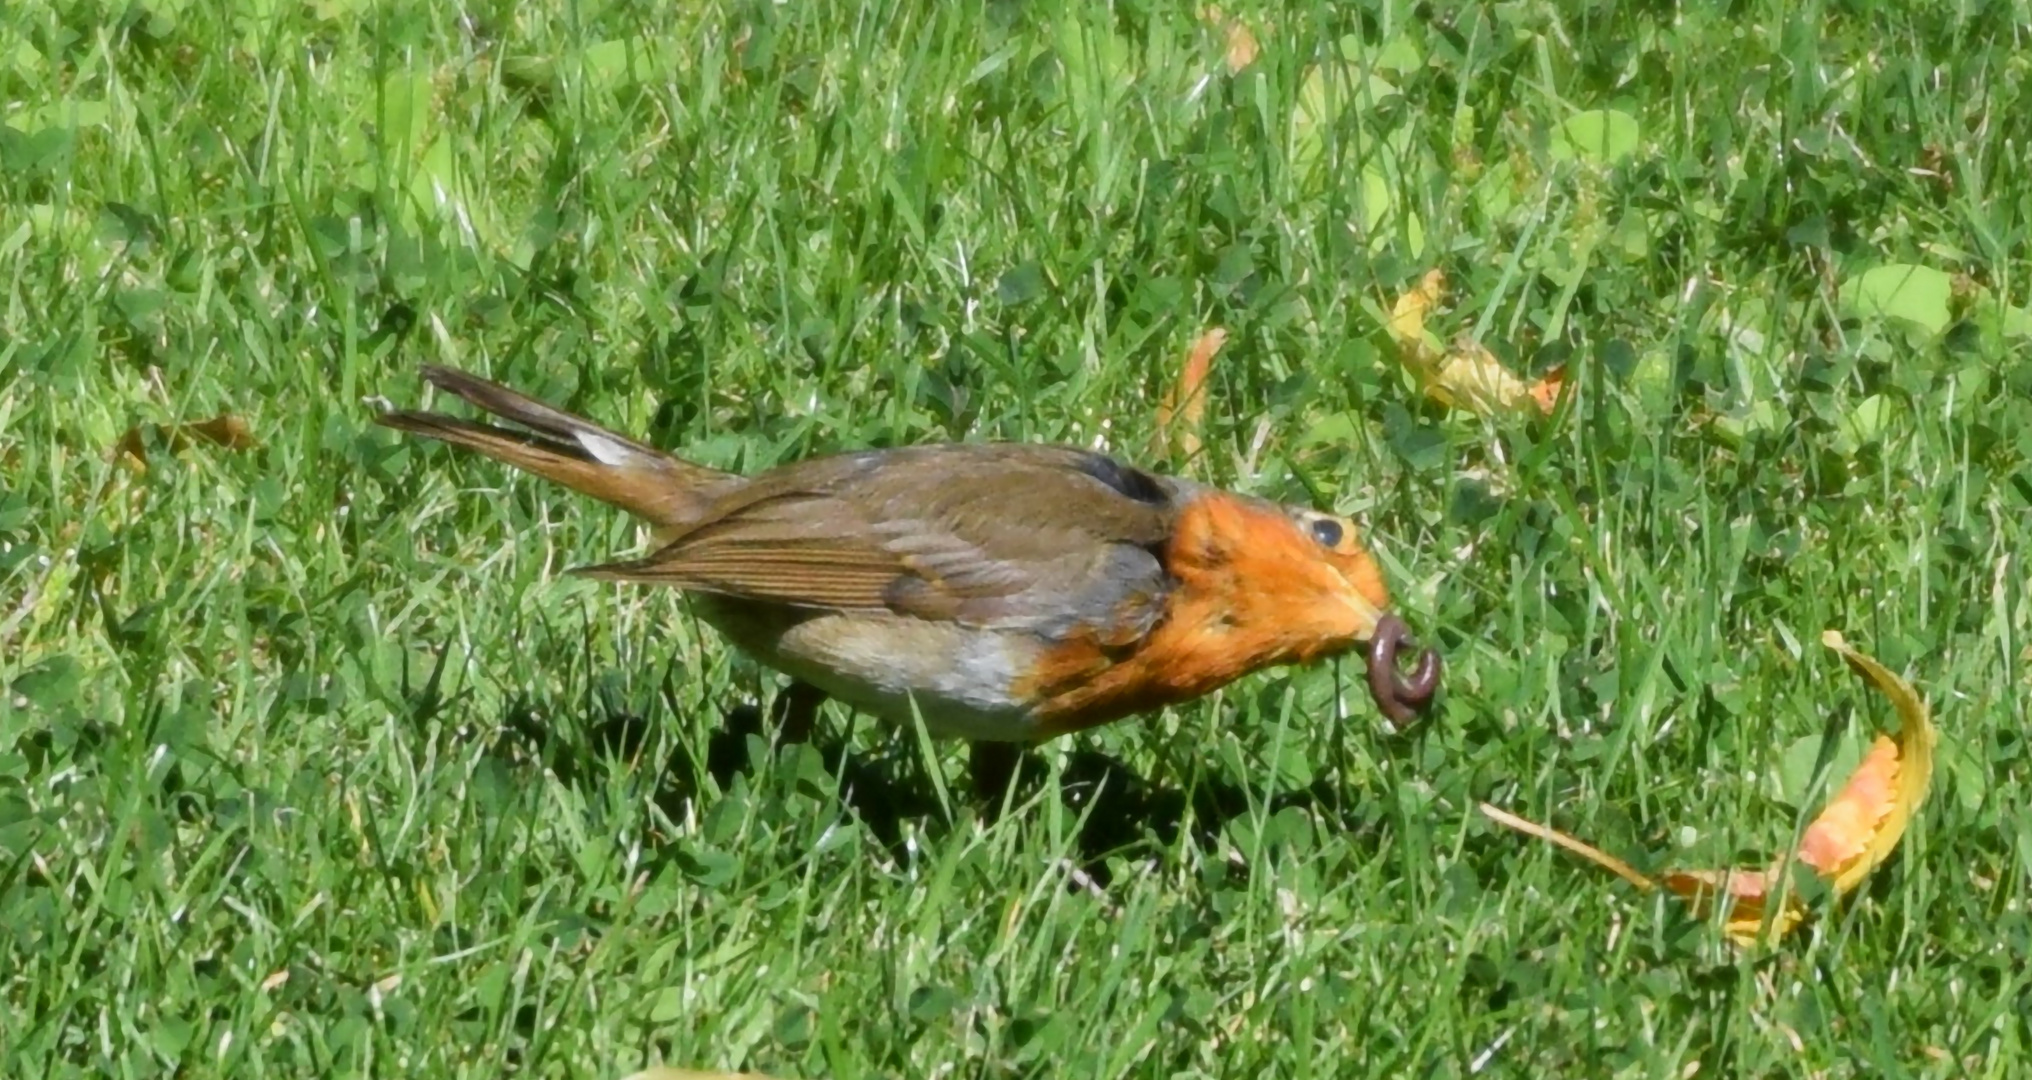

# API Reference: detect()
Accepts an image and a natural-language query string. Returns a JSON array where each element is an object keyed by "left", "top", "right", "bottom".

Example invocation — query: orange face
[
  {"left": 1025, "top": 491, "right": 1397, "bottom": 735},
  {"left": 1166, "top": 493, "right": 1394, "bottom": 663}
]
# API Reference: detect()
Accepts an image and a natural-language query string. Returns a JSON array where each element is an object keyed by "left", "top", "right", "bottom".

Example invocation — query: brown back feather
[
  {"left": 582, "top": 444, "right": 1186, "bottom": 641},
  {"left": 383, "top": 368, "right": 1189, "bottom": 647}
]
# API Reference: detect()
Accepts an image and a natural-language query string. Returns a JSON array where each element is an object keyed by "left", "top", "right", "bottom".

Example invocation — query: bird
[{"left": 375, "top": 364, "right": 1441, "bottom": 805}]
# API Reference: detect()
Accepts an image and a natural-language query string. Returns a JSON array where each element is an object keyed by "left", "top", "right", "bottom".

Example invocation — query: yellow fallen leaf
[
  {"left": 1385, "top": 269, "right": 1447, "bottom": 371},
  {"left": 1427, "top": 336, "right": 1568, "bottom": 416},
  {"left": 1152, "top": 327, "right": 1226, "bottom": 461},
  {"left": 1382, "top": 270, "right": 1565, "bottom": 416},
  {"left": 1480, "top": 630, "right": 1936, "bottom": 946}
]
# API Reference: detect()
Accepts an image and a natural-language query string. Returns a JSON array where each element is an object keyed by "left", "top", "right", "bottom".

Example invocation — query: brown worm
[{"left": 1366, "top": 614, "right": 1442, "bottom": 729}]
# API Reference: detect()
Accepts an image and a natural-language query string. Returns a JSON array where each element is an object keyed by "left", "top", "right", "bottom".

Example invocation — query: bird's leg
[
  {"left": 969, "top": 740, "right": 1024, "bottom": 817},
  {"left": 770, "top": 679, "right": 829, "bottom": 746}
]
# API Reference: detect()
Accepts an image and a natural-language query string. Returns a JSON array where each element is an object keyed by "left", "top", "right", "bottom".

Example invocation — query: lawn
[{"left": 4, "top": 0, "right": 2030, "bottom": 1076}]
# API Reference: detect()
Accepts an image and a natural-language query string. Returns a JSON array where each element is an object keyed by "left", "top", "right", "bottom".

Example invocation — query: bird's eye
[{"left": 1309, "top": 516, "right": 1345, "bottom": 549}]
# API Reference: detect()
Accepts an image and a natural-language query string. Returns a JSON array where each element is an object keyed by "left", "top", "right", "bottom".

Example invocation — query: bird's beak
[
  {"left": 1298, "top": 518, "right": 1441, "bottom": 728},
  {"left": 1342, "top": 588, "right": 1388, "bottom": 644}
]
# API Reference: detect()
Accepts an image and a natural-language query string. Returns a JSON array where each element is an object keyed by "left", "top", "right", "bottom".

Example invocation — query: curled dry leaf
[
  {"left": 1480, "top": 630, "right": 1936, "bottom": 947},
  {"left": 1152, "top": 327, "right": 1226, "bottom": 462},
  {"left": 1383, "top": 269, "right": 1566, "bottom": 417},
  {"left": 113, "top": 414, "right": 258, "bottom": 474},
  {"left": 1806, "top": 629, "right": 1936, "bottom": 891}
]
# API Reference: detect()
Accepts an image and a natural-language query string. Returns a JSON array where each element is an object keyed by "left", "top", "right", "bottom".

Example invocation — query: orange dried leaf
[
  {"left": 1480, "top": 630, "right": 1935, "bottom": 949},
  {"left": 113, "top": 414, "right": 258, "bottom": 473},
  {"left": 1662, "top": 867, "right": 1776, "bottom": 901},
  {"left": 1482, "top": 802, "right": 1807, "bottom": 947},
  {"left": 1796, "top": 735, "right": 1897, "bottom": 874},
  {"left": 1198, "top": 6, "right": 1260, "bottom": 73},
  {"left": 1526, "top": 364, "right": 1570, "bottom": 413},
  {"left": 1659, "top": 869, "right": 1804, "bottom": 947},
  {"left": 1803, "top": 630, "right": 1936, "bottom": 894},
  {"left": 1153, "top": 327, "right": 1226, "bottom": 460}
]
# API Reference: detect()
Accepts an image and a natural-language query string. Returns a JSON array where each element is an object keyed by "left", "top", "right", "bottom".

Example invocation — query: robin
[{"left": 377, "top": 365, "right": 1441, "bottom": 803}]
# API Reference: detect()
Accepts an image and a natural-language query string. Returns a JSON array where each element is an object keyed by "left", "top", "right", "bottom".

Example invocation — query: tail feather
[{"left": 376, "top": 365, "right": 737, "bottom": 529}]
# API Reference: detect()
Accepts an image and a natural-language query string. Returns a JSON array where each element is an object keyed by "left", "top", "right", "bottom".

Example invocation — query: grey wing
[{"left": 579, "top": 443, "right": 1183, "bottom": 644}]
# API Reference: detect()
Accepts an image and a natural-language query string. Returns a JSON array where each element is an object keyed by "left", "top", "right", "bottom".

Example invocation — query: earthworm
[{"left": 1366, "top": 614, "right": 1442, "bottom": 729}]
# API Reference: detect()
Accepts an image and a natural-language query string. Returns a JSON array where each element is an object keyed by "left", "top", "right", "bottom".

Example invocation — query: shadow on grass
[
  {"left": 463, "top": 683, "right": 1391, "bottom": 893},
  {"left": 1046, "top": 746, "right": 1394, "bottom": 887}
]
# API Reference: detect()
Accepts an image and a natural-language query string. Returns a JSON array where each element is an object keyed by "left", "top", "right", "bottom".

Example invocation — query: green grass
[{"left": 4, "top": 0, "right": 2031, "bottom": 1075}]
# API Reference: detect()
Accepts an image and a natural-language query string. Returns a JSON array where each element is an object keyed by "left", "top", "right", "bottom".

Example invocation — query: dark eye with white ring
[{"left": 1309, "top": 517, "right": 1345, "bottom": 549}]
